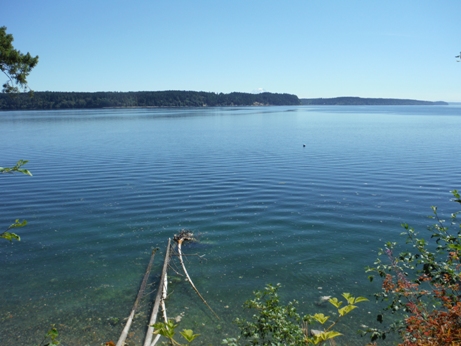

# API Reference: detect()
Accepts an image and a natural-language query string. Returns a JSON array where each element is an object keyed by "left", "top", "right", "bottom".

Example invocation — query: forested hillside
[{"left": 0, "top": 90, "right": 300, "bottom": 110}]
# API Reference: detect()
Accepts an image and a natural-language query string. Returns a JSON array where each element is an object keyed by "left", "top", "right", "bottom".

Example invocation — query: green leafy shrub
[
  {"left": 365, "top": 190, "right": 461, "bottom": 345},
  {"left": 223, "top": 283, "right": 367, "bottom": 345}
]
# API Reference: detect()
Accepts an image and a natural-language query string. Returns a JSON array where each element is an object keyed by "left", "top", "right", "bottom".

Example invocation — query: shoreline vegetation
[
  {"left": 0, "top": 91, "right": 448, "bottom": 110},
  {"left": 0, "top": 90, "right": 299, "bottom": 110}
]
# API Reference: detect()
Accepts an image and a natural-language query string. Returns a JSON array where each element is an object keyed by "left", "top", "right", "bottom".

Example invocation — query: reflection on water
[{"left": 1, "top": 105, "right": 460, "bottom": 344}]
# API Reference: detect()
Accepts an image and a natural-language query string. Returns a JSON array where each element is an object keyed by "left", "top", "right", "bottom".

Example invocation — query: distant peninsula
[
  {"left": 0, "top": 90, "right": 300, "bottom": 110},
  {"left": 301, "top": 97, "right": 448, "bottom": 106}
]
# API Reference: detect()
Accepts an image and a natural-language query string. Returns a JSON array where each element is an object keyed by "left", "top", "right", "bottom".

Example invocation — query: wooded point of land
[
  {"left": 301, "top": 96, "right": 448, "bottom": 105},
  {"left": 0, "top": 91, "right": 300, "bottom": 110}
]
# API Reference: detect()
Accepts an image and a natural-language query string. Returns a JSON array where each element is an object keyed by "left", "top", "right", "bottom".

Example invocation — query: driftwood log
[
  {"left": 116, "top": 248, "right": 158, "bottom": 346},
  {"left": 174, "top": 230, "right": 219, "bottom": 320},
  {"left": 136, "top": 231, "right": 217, "bottom": 346},
  {"left": 143, "top": 238, "right": 172, "bottom": 346}
]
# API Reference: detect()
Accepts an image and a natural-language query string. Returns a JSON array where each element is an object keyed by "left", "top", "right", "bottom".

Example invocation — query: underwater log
[
  {"left": 143, "top": 238, "right": 172, "bottom": 346},
  {"left": 116, "top": 248, "right": 158, "bottom": 346}
]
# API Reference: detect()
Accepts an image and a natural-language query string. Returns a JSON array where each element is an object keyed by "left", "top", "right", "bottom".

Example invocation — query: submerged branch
[{"left": 174, "top": 230, "right": 220, "bottom": 320}]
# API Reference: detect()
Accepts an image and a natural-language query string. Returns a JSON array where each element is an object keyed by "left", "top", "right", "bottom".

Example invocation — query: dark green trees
[
  {"left": 0, "top": 90, "right": 300, "bottom": 110},
  {"left": 0, "top": 26, "right": 39, "bottom": 94}
]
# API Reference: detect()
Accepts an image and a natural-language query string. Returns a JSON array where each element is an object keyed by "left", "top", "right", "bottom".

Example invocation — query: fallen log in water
[
  {"left": 174, "top": 230, "right": 220, "bottom": 320},
  {"left": 150, "top": 264, "right": 169, "bottom": 346},
  {"left": 116, "top": 248, "right": 158, "bottom": 346},
  {"left": 143, "top": 238, "right": 172, "bottom": 346}
]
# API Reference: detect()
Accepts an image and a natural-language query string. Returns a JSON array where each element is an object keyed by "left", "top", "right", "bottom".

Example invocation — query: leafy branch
[
  {"left": 0, "top": 219, "right": 27, "bottom": 242},
  {"left": 153, "top": 319, "right": 200, "bottom": 345},
  {"left": 1, "top": 160, "right": 32, "bottom": 242},
  {"left": 306, "top": 293, "right": 368, "bottom": 345},
  {"left": 39, "top": 326, "right": 60, "bottom": 346},
  {"left": 0, "top": 159, "right": 32, "bottom": 176}
]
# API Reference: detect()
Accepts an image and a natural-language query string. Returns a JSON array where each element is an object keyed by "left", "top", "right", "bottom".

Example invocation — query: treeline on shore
[
  {"left": 0, "top": 90, "right": 300, "bottom": 110},
  {"left": 301, "top": 96, "right": 448, "bottom": 105}
]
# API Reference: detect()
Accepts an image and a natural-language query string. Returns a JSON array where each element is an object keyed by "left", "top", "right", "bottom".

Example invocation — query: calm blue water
[{"left": 1, "top": 105, "right": 460, "bottom": 345}]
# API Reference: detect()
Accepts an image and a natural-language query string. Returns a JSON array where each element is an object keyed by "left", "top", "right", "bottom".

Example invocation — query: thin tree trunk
[
  {"left": 150, "top": 269, "right": 169, "bottom": 346},
  {"left": 116, "top": 248, "right": 158, "bottom": 346},
  {"left": 143, "top": 239, "right": 172, "bottom": 346}
]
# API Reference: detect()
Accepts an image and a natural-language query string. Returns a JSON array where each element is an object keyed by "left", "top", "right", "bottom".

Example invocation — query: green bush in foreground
[
  {"left": 223, "top": 283, "right": 367, "bottom": 345},
  {"left": 365, "top": 190, "right": 461, "bottom": 345}
]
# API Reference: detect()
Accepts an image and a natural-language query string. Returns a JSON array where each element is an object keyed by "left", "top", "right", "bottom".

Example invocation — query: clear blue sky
[{"left": 2, "top": 1, "right": 461, "bottom": 101}]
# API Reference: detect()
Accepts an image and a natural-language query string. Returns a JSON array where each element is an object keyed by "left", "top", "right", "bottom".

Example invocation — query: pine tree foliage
[{"left": 0, "top": 26, "right": 39, "bottom": 94}]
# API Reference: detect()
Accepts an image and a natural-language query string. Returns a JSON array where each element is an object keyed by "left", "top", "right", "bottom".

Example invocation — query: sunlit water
[{"left": 1, "top": 105, "right": 460, "bottom": 345}]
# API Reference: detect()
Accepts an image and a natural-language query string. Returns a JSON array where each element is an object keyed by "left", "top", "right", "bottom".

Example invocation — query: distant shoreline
[
  {"left": 0, "top": 90, "right": 299, "bottom": 111},
  {"left": 301, "top": 96, "right": 448, "bottom": 106},
  {"left": 0, "top": 91, "right": 448, "bottom": 110}
]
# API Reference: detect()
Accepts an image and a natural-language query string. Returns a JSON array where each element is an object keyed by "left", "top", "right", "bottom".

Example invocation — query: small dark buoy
[{"left": 303, "top": 144, "right": 306, "bottom": 147}]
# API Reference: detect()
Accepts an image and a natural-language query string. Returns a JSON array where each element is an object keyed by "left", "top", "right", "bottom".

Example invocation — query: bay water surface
[{"left": 1, "top": 105, "right": 460, "bottom": 345}]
